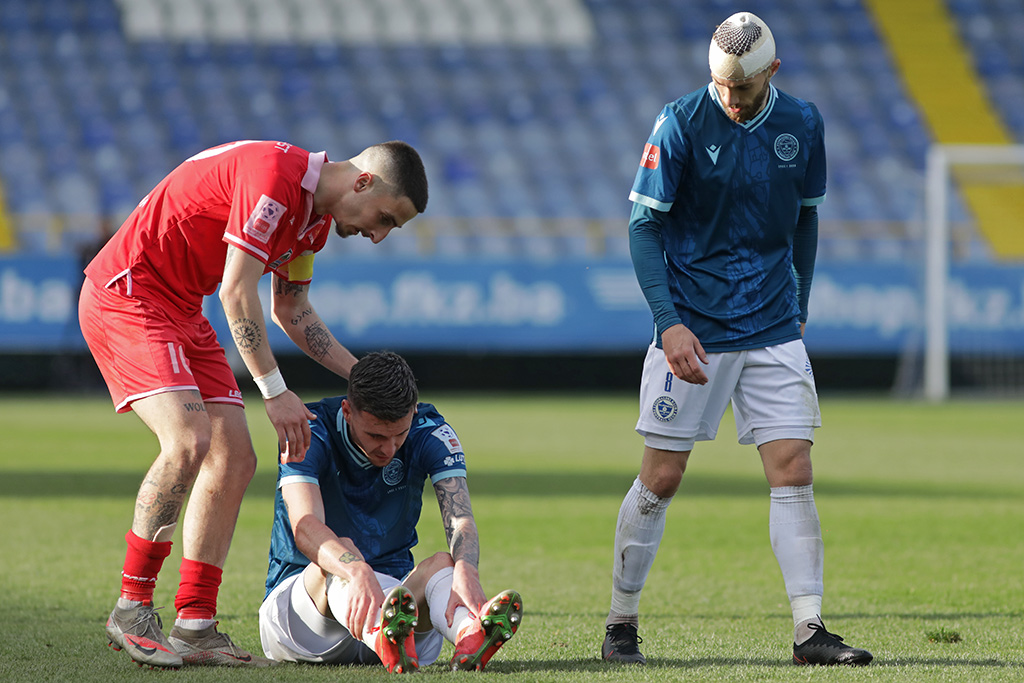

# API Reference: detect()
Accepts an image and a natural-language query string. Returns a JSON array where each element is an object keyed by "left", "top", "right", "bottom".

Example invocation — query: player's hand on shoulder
[
  {"left": 662, "top": 323, "right": 709, "bottom": 385},
  {"left": 264, "top": 389, "right": 317, "bottom": 463}
]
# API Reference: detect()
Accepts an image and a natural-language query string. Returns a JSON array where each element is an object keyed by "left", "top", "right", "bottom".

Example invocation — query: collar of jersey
[
  {"left": 707, "top": 82, "right": 778, "bottom": 133},
  {"left": 335, "top": 405, "right": 375, "bottom": 470},
  {"left": 302, "top": 151, "right": 327, "bottom": 193}
]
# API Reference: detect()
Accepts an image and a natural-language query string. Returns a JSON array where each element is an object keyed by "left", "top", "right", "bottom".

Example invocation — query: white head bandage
[{"left": 709, "top": 12, "right": 776, "bottom": 81}]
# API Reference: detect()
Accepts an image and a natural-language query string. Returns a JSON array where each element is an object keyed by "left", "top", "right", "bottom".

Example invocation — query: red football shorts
[{"left": 79, "top": 278, "right": 244, "bottom": 413}]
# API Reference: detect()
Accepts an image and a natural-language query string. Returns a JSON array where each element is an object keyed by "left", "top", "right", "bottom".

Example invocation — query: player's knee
[
  {"left": 405, "top": 552, "right": 454, "bottom": 599},
  {"left": 761, "top": 440, "right": 813, "bottom": 487},
  {"left": 162, "top": 428, "right": 213, "bottom": 472},
  {"left": 641, "top": 460, "right": 686, "bottom": 497},
  {"left": 420, "top": 551, "right": 455, "bottom": 574},
  {"left": 204, "top": 448, "right": 258, "bottom": 495},
  {"left": 640, "top": 447, "right": 689, "bottom": 497},
  {"left": 231, "top": 447, "right": 258, "bottom": 480},
  {"left": 647, "top": 473, "right": 681, "bottom": 498}
]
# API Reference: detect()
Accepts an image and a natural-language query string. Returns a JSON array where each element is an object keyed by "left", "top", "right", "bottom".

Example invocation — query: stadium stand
[
  {"left": 0, "top": 0, "right": 1020, "bottom": 260},
  {"left": 869, "top": 0, "right": 1024, "bottom": 258}
]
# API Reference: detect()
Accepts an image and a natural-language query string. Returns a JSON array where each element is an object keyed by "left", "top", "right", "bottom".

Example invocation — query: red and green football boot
[
  {"left": 450, "top": 590, "right": 523, "bottom": 671},
  {"left": 374, "top": 586, "right": 419, "bottom": 674}
]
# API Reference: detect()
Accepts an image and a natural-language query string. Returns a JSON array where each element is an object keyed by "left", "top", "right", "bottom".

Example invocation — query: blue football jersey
[
  {"left": 629, "top": 83, "right": 826, "bottom": 352},
  {"left": 264, "top": 398, "right": 467, "bottom": 598}
]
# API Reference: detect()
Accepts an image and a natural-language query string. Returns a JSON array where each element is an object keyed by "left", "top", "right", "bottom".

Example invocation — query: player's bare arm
[
  {"left": 434, "top": 476, "right": 487, "bottom": 622},
  {"left": 221, "top": 246, "right": 315, "bottom": 462},
  {"left": 661, "top": 323, "right": 709, "bottom": 385},
  {"left": 283, "top": 482, "right": 383, "bottom": 636},
  {"left": 435, "top": 477, "right": 480, "bottom": 566},
  {"left": 271, "top": 274, "right": 358, "bottom": 379}
]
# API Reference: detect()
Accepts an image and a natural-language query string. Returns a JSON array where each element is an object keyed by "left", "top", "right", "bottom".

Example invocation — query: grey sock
[
  {"left": 606, "top": 613, "right": 639, "bottom": 628},
  {"left": 794, "top": 616, "right": 822, "bottom": 645}
]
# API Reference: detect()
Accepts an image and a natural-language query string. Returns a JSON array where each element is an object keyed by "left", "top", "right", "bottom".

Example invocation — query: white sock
[
  {"left": 608, "top": 477, "right": 672, "bottom": 623},
  {"left": 769, "top": 485, "right": 824, "bottom": 638},
  {"left": 424, "top": 566, "right": 474, "bottom": 643},
  {"left": 326, "top": 574, "right": 379, "bottom": 650},
  {"left": 792, "top": 598, "right": 824, "bottom": 644},
  {"left": 175, "top": 617, "right": 216, "bottom": 631}
]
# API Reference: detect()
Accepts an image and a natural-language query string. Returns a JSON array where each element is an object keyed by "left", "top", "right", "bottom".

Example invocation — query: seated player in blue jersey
[
  {"left": 601, "top": 11, "right": 872, "bottom": 668},
  {"left": 258, "top": 351, "right": 522, "bottom": 673}
]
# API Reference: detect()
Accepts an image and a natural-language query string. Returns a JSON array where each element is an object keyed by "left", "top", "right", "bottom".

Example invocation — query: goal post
[{"left": 924, "top": 143, "right": 1024, "bottom": 401}]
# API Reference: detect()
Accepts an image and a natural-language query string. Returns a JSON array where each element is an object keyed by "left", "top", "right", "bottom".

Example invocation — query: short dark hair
[
  {"left": 347, "top": 351, "right": 419, "bottom": 422},
  {"left": 374, "top": 140, "right": 429, "bottom": 214}
]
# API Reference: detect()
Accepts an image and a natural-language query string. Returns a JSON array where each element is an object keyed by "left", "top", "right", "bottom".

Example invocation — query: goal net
[{"left": 922, "top": 143, "right": 1024, "bottom": 401}]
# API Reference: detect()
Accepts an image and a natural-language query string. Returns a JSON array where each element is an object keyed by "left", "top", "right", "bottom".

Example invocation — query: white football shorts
[
  {"left": 259, "top": 570, "right": 443, "bottom": 666},
  {"left": 635, "top": 338, "right": 821, "bottom": 452}
]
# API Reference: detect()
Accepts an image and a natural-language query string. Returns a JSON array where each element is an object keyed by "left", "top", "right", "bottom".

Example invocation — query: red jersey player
[{"left": 78, "top": 139, "right": 428, "bottom": 669}]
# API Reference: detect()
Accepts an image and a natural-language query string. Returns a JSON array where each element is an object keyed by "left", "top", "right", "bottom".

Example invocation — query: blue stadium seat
[
  {"left": 4, "top": 0, "right": 1017, "bottom": 257},
  {"left": 82, "top": 0, "right": 123, "bottom": 32},
  {"left": 41, "top": 0, "right": 75, "bottom": 33},
  {"left": 0, "top": 1, "right": 33, "bottom": 34}
]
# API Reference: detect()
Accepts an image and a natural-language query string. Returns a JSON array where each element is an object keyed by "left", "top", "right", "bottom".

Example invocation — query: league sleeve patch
[
  {"left": 641, "top": 143, "right": 660, "bottom": 169},
  {"left": 431, "top": 424, "right": 463, "bottom": 454},
  {"left": 244, "top": 194, "right": 287, "bottom": 244}
]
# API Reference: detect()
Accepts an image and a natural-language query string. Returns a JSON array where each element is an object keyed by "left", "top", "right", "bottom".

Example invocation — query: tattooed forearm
[
  {"left": 338, "top": 551, "right": 361, "bottom": 564},
  {"left": 304, "top": 321, "right": 333, "bottom": 360},
  {"left": 451, "top": 531, "right": 480, "bottom": 567},
  {"left": 435, "top": 478, "right": 480, "bottom": 566},
  {"left": 230, "top": 317, "right": 262, "bottom": 354},
  {"left": 436, "top": 478, "right": 473, "bottom": 521}
]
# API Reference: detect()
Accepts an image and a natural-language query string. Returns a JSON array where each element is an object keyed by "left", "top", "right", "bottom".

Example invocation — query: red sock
[
  {"left": 175, "top": 558, "right": 223, "bottom": 621},
  {"left": 121, "top": 530, "right": 172, "bottom": 604}
]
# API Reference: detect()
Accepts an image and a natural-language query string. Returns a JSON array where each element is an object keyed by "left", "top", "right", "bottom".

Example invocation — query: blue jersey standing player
[
  {"left": 601, "top": 12, "right": 872, "bottom": 667},
  {"left": 259, "top": 351, "right": 522, "bottom": 673}
]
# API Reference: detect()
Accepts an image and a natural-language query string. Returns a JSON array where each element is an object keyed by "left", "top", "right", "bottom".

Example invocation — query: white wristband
[{"left": 254, "top": 367, "right": 287, "bottom": 400}]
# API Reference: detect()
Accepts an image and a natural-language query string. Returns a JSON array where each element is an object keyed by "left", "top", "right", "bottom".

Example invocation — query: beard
[{"left": 726, "top": 77, "right": 771, "bottom": 123}]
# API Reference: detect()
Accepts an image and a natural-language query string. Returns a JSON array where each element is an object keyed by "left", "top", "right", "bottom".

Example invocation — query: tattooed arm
[
  {"left": 435, "top": 476, "right": 488, "bottom": 622},
  {"left": 220, "top": 245, "right": 277, "bottom": 375},
  {"left": 270, "top": 273, "right": 358, "bottom": 379},
  {"left": 220, "top": 245, "right": 315, "bottom": 462},
  {"left": 282, "top": 480, "right": 383, "bottom": 637}
]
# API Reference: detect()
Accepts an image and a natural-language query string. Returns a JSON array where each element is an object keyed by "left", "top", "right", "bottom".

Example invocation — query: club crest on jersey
[
  {"left": 652, "top": 396, "right": 678, "bottom": 422},
  {"left": 774, "top": 134, "right": 799, "bottom": 162},
  {"left": 382, "top": 458, "right": 405, "bottom": 486},
  {"left": 245, "top": 194, "right": 287, "bottom": 244},
  {"left": 641, "top": 143, "right": 660, "bottom": 169}
]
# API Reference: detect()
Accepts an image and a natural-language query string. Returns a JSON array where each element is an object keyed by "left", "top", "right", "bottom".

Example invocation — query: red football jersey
[{"left": 85, "top": 140, "right": 332, "bottom": 316}]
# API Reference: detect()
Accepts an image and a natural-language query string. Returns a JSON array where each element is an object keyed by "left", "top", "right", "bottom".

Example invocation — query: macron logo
[
  {"left": 705, "top": 145, "right": 721, "bottom": 165},
  {"left": 653, "top": 114, "right": 668, "bottom": 135}
]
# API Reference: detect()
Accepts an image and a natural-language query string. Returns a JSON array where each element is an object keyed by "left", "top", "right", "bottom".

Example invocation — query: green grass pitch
[{"left": 1, "top": 392, "right": 1022, "bottom": 682}]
